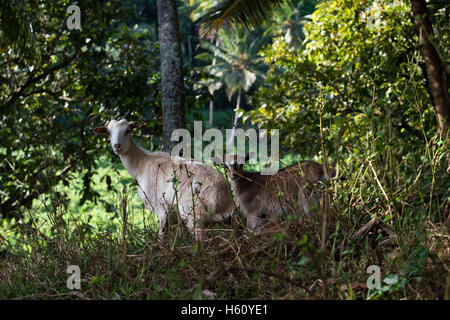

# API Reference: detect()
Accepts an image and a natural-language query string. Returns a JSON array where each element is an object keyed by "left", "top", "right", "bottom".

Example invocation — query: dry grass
[
  {"left": 0, "top": 135, "right": 449, "bottom": 300},
  {"left": 0, "top": 197, "right": 448, "bottom": 299}
]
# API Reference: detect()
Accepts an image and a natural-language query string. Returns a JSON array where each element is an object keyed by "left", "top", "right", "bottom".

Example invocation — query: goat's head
[
  {"left": 94, "top": 118, "right": 140, "bottom": 155},
  {"left": 222, "top": 153, "right": 251, "bottom": 180}
]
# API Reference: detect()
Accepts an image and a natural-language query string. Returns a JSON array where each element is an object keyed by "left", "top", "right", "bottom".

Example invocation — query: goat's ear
[
  {"left": 211, "top": 156, "right": 223, "bottom": 165},
  {"left": 231, "top": 162, "right": 243, "bottom": 171},
  {"left": 94, "top": 126, "right": 108, "bottom": 134},
  {"left": 129, "top": 121, "right": 140, "bottom": 131}
]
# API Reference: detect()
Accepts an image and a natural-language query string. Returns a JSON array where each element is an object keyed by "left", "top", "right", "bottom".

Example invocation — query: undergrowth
[{"left": 0, "top": 133, "right": 448, "bottom": 300}]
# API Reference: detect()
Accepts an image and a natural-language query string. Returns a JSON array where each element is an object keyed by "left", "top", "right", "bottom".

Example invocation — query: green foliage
[
  {"left": 0, "top": 0, "right": 39, "bottom": 61},
  {"left": 198, "top": 27, "right": 268, "bottom": 101},
  {"left": 0, "top": 0, "right": 162, "bottom": 218},
  {"left": 248, "top": 0, "right": 437, "bottom": 157},
  {"left": 0, "top": 0, "right": 449, "bottom": 300},
  {"left": 30, "top": 156, "right": 155, "bottom": 235},
  {"left": 242, "top": 0, "right": 450, "bottom": 299},
  {"left": 197, "top": 0, "right": 286, "bottom": 37},
  {"left": 264, "top": 0, "right": 319, "bottom": 48}
]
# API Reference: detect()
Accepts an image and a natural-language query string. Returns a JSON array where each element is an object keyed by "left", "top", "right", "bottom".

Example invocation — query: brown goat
[{"left": 223, "top": 154, "right": 335, "bottom": 233}]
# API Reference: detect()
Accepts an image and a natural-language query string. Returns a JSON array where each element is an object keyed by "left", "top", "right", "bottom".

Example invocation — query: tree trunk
[
  {"left": 157, "top": 0, "right": 186, "bottom": 152},
  {"left": 228, "top": 84, "right": 241, "bottom": 145},
  {"left": 187, "top": 34, "right": 193, "bottom": 66},
  {"left": 209, "top": 38, "right": 220, "bottom": 127},
  {"left": 410, "top": 0, "right": 450, "bottom": 139},
  {"left": 209, "top": 100, "right": 214, "bottom": 127}
]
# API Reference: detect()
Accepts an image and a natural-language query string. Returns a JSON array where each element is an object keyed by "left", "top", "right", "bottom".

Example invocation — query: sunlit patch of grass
[{"left": 28, "top": 155, "right": 159, "bottom": 241}]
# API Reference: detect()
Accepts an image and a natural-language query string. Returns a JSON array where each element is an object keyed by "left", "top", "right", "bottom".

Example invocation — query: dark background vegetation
[{"left": 0, "top": 0, "right": 449, "bottom": 299}]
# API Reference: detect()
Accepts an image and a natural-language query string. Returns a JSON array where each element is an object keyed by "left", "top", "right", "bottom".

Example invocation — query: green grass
[
  {"left": 0, "top": 138, "right": 449, "bottom": 299},
  {"left": 30, "top": 155, "right": 158, "bottom": 238}
]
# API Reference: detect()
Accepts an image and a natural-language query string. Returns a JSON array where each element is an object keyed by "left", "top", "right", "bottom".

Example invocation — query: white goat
[{"left": 94, "top": 118, "right": 234, "bottom": 241}]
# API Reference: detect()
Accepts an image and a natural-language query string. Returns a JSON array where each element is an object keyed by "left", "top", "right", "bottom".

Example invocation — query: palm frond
[
  {"left": 197, "top": 0, "right": 287, "bottom": 38},
  {"left": 200, "top": 41, "right": 236, "bottom": 65}
]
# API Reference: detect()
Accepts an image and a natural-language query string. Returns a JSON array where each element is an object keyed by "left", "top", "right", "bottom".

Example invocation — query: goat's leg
[
  {"left": 157, "top": 213, "right": 168, "bottom": 241},
  {"left": 297, "top": 189, "right": 310, "bottom": 223},
  {"left": 246, "top": 211, "right": 260, "bottom": 234},
  {"left": 185, "top": 214, "right": 205, "bottom": 242}
]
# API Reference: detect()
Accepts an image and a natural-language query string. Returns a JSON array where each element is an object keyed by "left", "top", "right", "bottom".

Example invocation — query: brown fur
[{"left": 225, "top": 155, "right": 335, "bottom": 232}]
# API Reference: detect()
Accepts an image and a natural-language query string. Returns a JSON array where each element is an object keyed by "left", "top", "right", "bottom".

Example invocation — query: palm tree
[
  {"left": 208, "top": 37, "right": 220, "bottom": 127},
  {"left": 198, "top": 27, "right": 266, "bottom": 143},
  {"left": 189, "top": 0, "right": 220, "bottom": 126},
  {"left": 197, "top": 0, "right": 286, "bottom": 38},
  {"left": 198, "top": 0, "right": 450, "bottom": 140},
  {"left": 266, "top": 0, "right": 318, "bottom": 48}
]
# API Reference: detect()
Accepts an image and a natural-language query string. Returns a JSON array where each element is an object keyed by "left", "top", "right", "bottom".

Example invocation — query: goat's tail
[
  {"left": 323, "top": 165, "right": 348, "bottom": 183},
  {"left": 322, "top": 166, "right": 336, "bottom": 182}
]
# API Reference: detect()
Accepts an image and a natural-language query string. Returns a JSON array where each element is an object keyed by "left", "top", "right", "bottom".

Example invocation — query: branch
[{"left": 1, "top": 53, "right": 78, "bottom": 110}]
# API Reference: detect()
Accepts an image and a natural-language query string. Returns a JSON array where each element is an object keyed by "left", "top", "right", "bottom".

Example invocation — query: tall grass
[{"left": 0, "top": 122, "right": 448, "bottom": 299}]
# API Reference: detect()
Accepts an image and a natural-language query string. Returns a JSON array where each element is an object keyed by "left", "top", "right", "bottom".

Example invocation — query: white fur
[{"left": 95, "top": 119, "right": 234, "bottom": 241}]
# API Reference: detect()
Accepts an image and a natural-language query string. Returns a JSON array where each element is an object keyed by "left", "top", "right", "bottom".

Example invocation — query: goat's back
[
  {"left": 160, "top": 156, "right": 235, "bottom": 222},
  {"left": 231, "top": 160, "right": 335, "bottom": 226}
]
